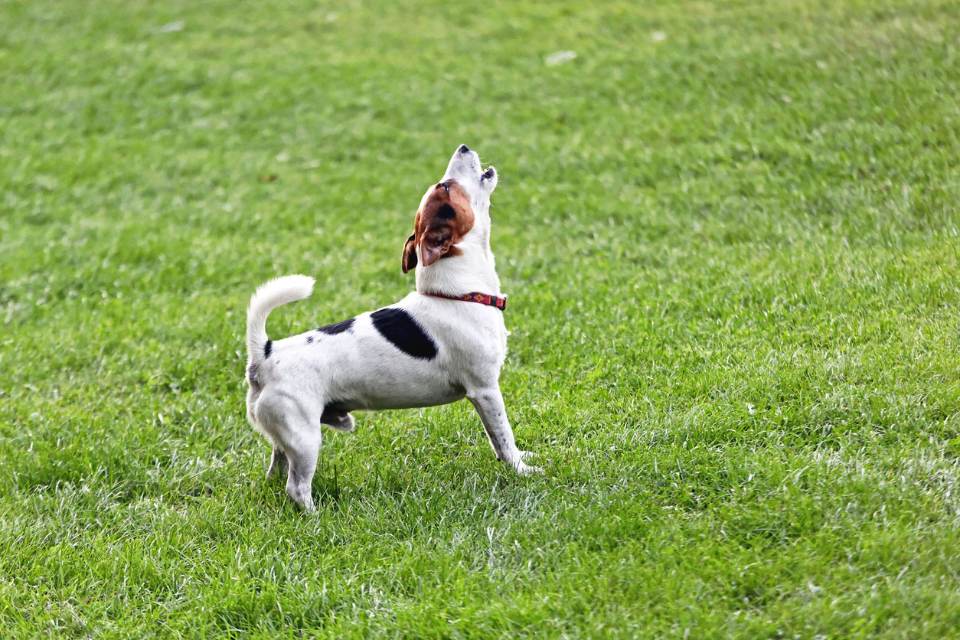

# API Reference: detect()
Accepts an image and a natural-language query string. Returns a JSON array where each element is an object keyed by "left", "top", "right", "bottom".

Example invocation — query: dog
[{"left": 245, "top": 145, "right": 540, "bottom": 510}]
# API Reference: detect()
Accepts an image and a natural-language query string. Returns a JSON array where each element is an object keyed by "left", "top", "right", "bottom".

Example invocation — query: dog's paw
[
  {"left": 287, "top": 486, "right": 316, "bottom": 513},
  {"left": 515, "top": 461, "right": 544, "bottom": 475},
  {"left": 323, "top": 410, "right": 355, "bottom": 432},
  {"left": 329, "top": 413, "right": 356, "bottom": 432},
  {"left": 511, "top": 452, "right": 543, "bottom": 475}
]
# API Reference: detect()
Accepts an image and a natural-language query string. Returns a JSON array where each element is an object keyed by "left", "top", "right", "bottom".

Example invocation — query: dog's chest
[
  {"left": 418, "top": 302, "right": 507, "bottom": 368},
  {"left": 354, "top": 298, "right": 508, "bottom": 404}
]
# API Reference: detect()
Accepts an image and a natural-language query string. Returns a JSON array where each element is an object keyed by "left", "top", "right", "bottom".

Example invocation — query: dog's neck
[{"left": 415, "top": 242, "right": 501, "bottom": 296}]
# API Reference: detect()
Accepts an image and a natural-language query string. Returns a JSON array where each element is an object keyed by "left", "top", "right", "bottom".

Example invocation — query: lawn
[{"left": 2, "top": 0, "right": 960, "bottom": 637}]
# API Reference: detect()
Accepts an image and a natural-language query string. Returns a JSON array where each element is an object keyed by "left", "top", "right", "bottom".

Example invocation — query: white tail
[{"left": 246, "top": 274, "right": 315, "bottom": 363}]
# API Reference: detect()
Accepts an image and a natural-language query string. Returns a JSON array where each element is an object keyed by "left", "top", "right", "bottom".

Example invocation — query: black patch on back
[
  {"left": 318, "top": 318, "right": 355, "bottom": 335},
  {"left": 371, "top": 308, "right": 437, "bottom": 359},
  {"left": 263, "top": 339, "right": 272, "bottom": 359},
  {"left": 306, "top": 335, "right": 314, "bottom": 344}
]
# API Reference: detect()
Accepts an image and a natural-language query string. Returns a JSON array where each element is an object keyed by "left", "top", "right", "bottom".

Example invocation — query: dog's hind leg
[
  {"left": 255, "top": 392, "right": 323, "bottom": 511},
  {"left": 266, "top": 446, "right": 287, "bottom": 480},
  {"left": 284, "top": 425, "right": 322, "bottom": 512}
]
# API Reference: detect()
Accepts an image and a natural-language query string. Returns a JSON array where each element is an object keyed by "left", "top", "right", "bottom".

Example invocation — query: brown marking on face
[{"left": 401, "top": 180, "right": 475, "bottom": 273}]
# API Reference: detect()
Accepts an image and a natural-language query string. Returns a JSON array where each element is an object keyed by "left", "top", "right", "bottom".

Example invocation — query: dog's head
[{"left": 402, "top": 144, "right": 498, "bottom": 273}]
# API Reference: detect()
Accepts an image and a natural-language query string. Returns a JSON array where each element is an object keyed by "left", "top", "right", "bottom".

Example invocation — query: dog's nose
[
  {"left": 458, "top": 144, "right": 470, "bottom": 154},
  {"left": 436, "top": 180, "right": 451, "bottom": 193}
]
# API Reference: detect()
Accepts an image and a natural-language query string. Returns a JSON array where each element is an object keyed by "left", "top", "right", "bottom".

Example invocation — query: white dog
[{"left": 245, "top": 145, "right": 540, "bottom": 510}]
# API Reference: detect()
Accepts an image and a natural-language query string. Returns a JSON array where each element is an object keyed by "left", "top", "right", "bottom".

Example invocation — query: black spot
[
  {"left": 306, "top": 335, "right": 314, "bottom": 344},
  {"left": 263, "top": 340, "right": 272, "bottom": 359},
  {"left": 437, "top": 203, "right": 456, "bottom": 219},
  {"left": 371, "top": 308, "right": 437, "bottom": 359},
  {"left": 318, "top": 317, "right": 355, "bottom": 335}
]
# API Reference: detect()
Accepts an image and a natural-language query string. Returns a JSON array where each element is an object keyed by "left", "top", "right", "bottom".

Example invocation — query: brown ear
[
  {"left": 401, "top": 233, "right": 418, "bottom": 273},
  {"left": 403, "top": 181, "right": 475, "bottom": 271},
  {"left": 420, "top": 232, "right": 452, "bottom": 266}
]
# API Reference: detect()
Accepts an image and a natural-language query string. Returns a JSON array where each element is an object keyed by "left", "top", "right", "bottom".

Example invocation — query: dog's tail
[{"left": 246, "top": 274, "right": 315, "bottom": 365}]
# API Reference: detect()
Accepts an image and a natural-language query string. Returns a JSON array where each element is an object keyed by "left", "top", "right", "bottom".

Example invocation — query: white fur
[
  {"left": 246, "top": 275, "right": 315, "bottom": 357},
  {"left": 245, "top": 146, "right": 539, "bottom": 511}
]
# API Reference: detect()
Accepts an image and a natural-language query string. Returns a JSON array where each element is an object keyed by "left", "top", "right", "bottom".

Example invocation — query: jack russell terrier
[{"left": 245, "top": 145, "right": 540, "bottom": 510}]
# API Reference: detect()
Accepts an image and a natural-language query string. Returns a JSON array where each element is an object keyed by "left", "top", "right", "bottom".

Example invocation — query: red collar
[{"left": 422, "top": 290, "right": 507, "bottom": 311}]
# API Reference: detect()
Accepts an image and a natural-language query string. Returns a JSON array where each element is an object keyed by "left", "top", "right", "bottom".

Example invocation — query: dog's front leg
[{"left": 467, "top": 387, "right": 541, "bottom": 475}]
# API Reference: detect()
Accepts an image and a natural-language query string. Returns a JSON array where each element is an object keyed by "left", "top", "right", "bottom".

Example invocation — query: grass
[{"left": 2, "top": 0, "right": 960, "bottom": 636}]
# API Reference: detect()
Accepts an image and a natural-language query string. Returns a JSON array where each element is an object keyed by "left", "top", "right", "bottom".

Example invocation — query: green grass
[{"left": 2, "top": 0, "right": 960, "bottom": 636}]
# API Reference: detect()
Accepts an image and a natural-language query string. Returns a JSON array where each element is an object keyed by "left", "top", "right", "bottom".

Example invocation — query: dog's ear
[
  {"left": 419, "top": 229, "right": 453, "bottom": 267},
  {"left": 405, "top": 181, "right": 475, "bottom": 271},
  {"left": 401, "top": 233, "right": 418, "bottom": 273}
]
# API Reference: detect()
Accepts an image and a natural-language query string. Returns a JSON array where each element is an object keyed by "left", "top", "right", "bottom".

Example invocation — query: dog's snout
[{"left": 457, "top": 144, "right": 470, "bottom": 154}]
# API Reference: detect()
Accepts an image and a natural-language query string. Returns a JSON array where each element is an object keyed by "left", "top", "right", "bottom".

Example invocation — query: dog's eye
[{"left": 437, "top": 204, "right": 455, "bottom": 219}]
